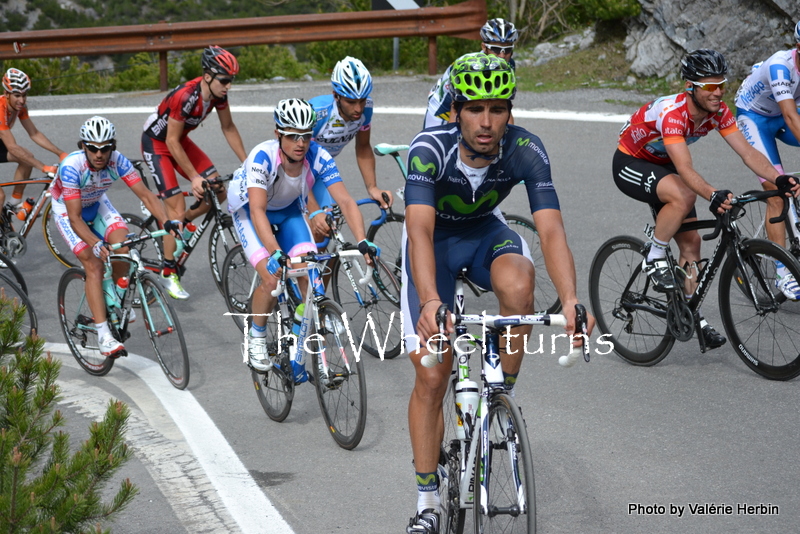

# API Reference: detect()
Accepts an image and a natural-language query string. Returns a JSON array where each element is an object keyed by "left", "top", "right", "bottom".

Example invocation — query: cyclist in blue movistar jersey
[
  {"left": 735, "top": 20, "right": 800, "bottom": 299},
  {"left": 227, "top": 98, "right": 376, "bottom": 380},
  {"left": 306, "top": 56, "right": 393, "bottom": 241},
  {"left": 403, "top": 53, "right": 593, "bottom": 534},
  {"left": 423, "top": 18, "right": 518, "bottom": 129},
  {"left": 51, "top": 116, "right": 179, "bottom": 358}
]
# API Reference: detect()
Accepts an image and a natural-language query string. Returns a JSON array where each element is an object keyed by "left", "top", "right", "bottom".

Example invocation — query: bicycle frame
[{"left": 1, "top": 178, "right": 55, "bottom": 255}]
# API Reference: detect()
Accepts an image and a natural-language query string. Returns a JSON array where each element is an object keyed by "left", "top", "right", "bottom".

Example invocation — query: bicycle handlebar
[
  {"left": 557, "top": 303, "right": 591, "bottom": 368},
  {"left": 188, "top": 174, "right": 234, "bottom": 211},
  {"left": 269, "top": 249, "right": 374, "bottom": 297},
  {"left": 112, "top": 228, "right": 185, "bottom": 256},
  {"left": 702, "top": 188, "right": 791, "bottom": 242}
]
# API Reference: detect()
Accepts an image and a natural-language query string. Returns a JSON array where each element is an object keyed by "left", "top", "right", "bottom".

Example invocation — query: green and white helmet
[{"left": 449, "top": 52, "right": 516, "bottom": 102}]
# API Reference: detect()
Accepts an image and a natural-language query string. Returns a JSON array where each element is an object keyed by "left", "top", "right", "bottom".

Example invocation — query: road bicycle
[
  {"left": 57, "top": 230, "right": 190, "bottom": 389},
  {"left": 121, "top": 161, "right": 238, "bottom": 295},
  {"left": 426, "top": 270, "right": 589, "bottom": 533},
  {"left": 0, "top": 269, "right": 37, "bottom": 338},
  {"left": 372, "top": 143, "right": 561, "bottom": 315},
  {"left": 0, "top": 174, "right": 73, "bottom": 267},
  {"left": 221, "top": 198, "right": 403, "bottom": 358},
  {"left": 735, "top": 172, "right": 800, "bottom": 262},
  {"left": 232, "top": 249, "right": 371, "bottom": 449},
  {"left": 589, "top": 188, "right": 800, "bottom": 380}
]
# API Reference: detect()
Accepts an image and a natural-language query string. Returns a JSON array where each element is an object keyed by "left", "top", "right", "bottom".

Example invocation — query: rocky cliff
[{"left": 625, "top": 0, "right": 800, "bottom": 80}]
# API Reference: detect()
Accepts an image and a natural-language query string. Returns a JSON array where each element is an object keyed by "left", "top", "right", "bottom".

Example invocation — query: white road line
[
  {"left": 29, "top": 106, "right": 629, "bottom": 123},
  {"left": 45, "top": 342, "right": 294, "bottom": 534}
]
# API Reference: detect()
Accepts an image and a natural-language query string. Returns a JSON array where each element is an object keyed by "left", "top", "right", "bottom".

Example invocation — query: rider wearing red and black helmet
[{"left": 141, "top": 45, "right": 247, "bottom": 299}]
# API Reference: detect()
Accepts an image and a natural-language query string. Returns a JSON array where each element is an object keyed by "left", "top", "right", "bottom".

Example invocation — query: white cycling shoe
[
  {"left": 99, "top": 333, "right": 127, "bottom": 358},
  {"left": 776, "top": 273, "right": 800, "bottom": 301},
  {"left": 246, "top": 335, "right": 272, "bottom": 373}
]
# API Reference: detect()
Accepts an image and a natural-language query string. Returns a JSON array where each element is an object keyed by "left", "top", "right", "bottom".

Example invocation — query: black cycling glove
[
  {"left": 776, "top": 174, "right": 797, "bottom": 191},
  {"left": 709, "top": 190, "right": 731, "bottom": 214}
]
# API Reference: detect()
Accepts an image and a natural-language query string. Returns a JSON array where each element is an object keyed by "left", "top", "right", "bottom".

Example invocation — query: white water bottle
[{"left": 454, "top": 380, "right": 479, "bottom": 440}]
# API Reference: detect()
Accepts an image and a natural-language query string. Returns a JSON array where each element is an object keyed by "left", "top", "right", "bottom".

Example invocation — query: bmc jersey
[
  {"left": 0, "top": 95, "right": 29, "bottom": 132},
  {"left": 227, "top": 140, "right": 342, "bottom": 213},
  {"left": 142, "top": 77, "right": 228, "bottom": 141},
  {"left": 735, "top": 49, "right": 800, "bottom": 117},
  {"left": 309, "top": 95, "right": 373, "bottom": 157},
  {"left": 51, "top": 150, "right": 141, "bottom": 208},
  {"left": 405, "top": 124, "right": 559, "bottom": 229},
  {"left": 617, "top": 92, "right": 738, "bottom": 164}
]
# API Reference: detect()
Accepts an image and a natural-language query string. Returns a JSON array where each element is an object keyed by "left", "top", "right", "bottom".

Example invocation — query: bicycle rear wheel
[
  {"left": 719, "top": 238, "right": 800, "bottom": 380},
  {"left": 0, "top": 250, "right": 27, "bottom": 294},
  {"left": 311, "top": 299, "right": 367, "bottom": 449},
  {"left": 0, "top": 271, "right": 37, "bottom": 338},
  {"left": 139, "top": 271, "right": 190, "bottom": 389},
  {"left": 251, "top": 307, "right": 295, "bottom": 422},
  {"left": 222, "top": 244, "right": 258, "bottom": 333},
  {"left": 474, "top": 393, "right": 535, "bottom": 534},
  {"left": 57, "top": 268, "right": 114, "bottom": 376},
  {"left": 331, "top": 254, "right": 402, "bottom": 359},
  {"left": 589, "top": 235, "right": 674, "bottom": 365},
  {"left": 42, "top": 201, "right": 76, "bottom": 268},
  {"left": 366, "top": 212, "right": 404, "bottom": 282},
  {"left": 209, "top": 218, "right": 240, "bottom": 295},
  {"left": 504, "top": 214, "right": 561, "bottom": 314}
]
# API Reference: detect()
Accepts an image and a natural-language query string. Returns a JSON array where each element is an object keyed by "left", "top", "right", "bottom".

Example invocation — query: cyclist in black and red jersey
[{"left": 141, "top": 45, "right": 247, "bottom": 299}]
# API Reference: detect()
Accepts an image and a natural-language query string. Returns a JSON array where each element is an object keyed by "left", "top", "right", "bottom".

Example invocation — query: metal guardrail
[{"left": 0, "top": 0, "right": 486, "bottom": 90}]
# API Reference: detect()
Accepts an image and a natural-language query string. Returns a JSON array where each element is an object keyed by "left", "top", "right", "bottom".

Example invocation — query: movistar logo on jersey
[
  {"left": 438, "top": 190, "right": 499, "bottom": 214},
  {"left": 493, "top": 239, "right": 514, "bottom": 250},
  {"left": 410, "top": 156, "right": 436, "bottom": 174},
  {"left": 516, "top": 137, "right": 531, "bottom": 147}
]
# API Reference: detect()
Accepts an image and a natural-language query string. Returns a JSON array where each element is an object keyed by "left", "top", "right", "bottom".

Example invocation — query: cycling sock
[
  {"left": 249, "top": 322, "right": 267, "bottom": 338},
  {"left": 95, "top": 321, "right": 111, "bottom": 339},
  {"left": 415, "top": 471, "right": 440, "bottom": 513},
  {"left": 10, "top": 192, "right": 22, "bottom": 206},
  {"left": 775, "top": 260, "right": 790, "bottom": 279},
  {"left": 161, "top": 259, "right": 177, "bottom": 277},
  {"left": 646, "top": 237, "right": 669, "bottom": 262},
  {"left": 503, "top": 372, "right": 518, "bottom": 397}
]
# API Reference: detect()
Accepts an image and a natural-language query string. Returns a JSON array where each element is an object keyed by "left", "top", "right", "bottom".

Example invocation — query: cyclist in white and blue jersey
[
  {"left": 423, "top": 18, "right": 518, "bottom": 129},
  {"left": 403, "top": 53, "right": 593, "bottom": 534},
  {"left": 735, "top": 20, "right": 800, "bottom": 299},
  {"left": 51, "top": 116, "right": 179, "bottom": 358},
  {"left": 307, "top": 57, "right": 393, "bottom": 242},
  {"left": 227, "top": 98, "right": 376, "bottom": 381}
]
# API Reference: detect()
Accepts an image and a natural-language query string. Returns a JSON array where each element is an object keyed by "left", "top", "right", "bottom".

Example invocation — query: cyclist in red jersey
[
  {"left": 141, "top": 45, "right": 247, "bottom": 299},
  {"left": 613, "top": 49, "right": 799, "bottom": 347},
  {"left": 0, "top": 68, "right": 67, "bottom": 213}
]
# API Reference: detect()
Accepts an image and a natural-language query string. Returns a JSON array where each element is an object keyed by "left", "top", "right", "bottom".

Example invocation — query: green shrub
[
  {"left": 238, "top": 45, "right": 309, "bottom": 80},
  {"left": 576, "top": 0, "right": 641, "bottom": 20}
]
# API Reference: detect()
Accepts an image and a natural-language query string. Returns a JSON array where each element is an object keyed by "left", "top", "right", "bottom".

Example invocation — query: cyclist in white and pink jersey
[
  {"left": 735, "top": 20, "right": 800, "bottom": 299},
  {"left": 614, "top": 50, "right": 796, "bottom": 348},
  {"left": 52, "top": 116, "right": 179, "bottom": 358}
]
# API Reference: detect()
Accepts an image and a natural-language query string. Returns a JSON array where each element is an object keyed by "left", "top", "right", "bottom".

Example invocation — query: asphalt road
[{"left": 4, "top": 76, "right": 800, "bottom": 534}]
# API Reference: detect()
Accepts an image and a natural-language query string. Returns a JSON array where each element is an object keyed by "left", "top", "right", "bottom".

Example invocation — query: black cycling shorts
[
  {"left": 0, "top": 140, "right": 8, "bottom": 163},
  {"left": 612, "top": 149, "right": 697, "bottom": 218}
]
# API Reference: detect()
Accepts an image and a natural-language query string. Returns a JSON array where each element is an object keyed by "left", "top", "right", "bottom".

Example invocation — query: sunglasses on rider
[
  {"left": 689, "top": 79, "right": 727, "bottom": 92},
  {"left": 215, "top": 76, "right": 234, "bottom": 85},
  {"left": 277, "top": 129, "right": 313, "bottom": 143},
  {"left": 84, "top": 142, "right": 114, "bottom": 154},
  {"left": 485, "top": 44, "right": 514, "bottom": 55}
]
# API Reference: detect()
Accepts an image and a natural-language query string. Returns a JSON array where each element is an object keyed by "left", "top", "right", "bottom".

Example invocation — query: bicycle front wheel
[
  {"left": 331, "top": 254, "right": 402, "bottom": 359},
  {"left": 474, "top": 393, "right": 535, "bottom": 534},
  {"left": 251, "top": 308, "right": 295, "bottom": 422},
  {"left": 311, "top": 299, "right": 367, "bottom": 449},
  {"left": 209, "top": 219, "right": 240, "bottom": 295},
  {"left": 441, "top": 366, "right": 466, "bottom": 534},
  {"left": 222, "top": 244, "right": 258, "bottom": 333},
  {"left": 0, "top": 250, "right": 27, "bottom": 294},
  {"left": 366, "top": 212, "right": 404, "bottom": 282},
  {"left": 0, "top": 271, "right": 37, "bottom": 338},
  {"left": 719, "top": 238, "right": 800, "bottom": 380},
  {"left": 57, "top": 268, "right": 114, "bottom": 376},
  {"left": 504, "top": 214, "right": 561, "bottom": 314},
  {"left": 139, "top": 272, "right": 190, "bottom": 389},
  {"left": 589, "top": 235, "right": 674, "bottom": 365},
  {"left": 42, "top": 201, "right": 76, "bottom": 268}
]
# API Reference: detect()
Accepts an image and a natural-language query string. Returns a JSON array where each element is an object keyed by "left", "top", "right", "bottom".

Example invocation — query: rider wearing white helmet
[
  {"left": 307, "top": 56, "right": 393, "bottom": 242},
  {"left": 227, "top": 98, "right": 376, "bottom": 380},
  {"left": 0, "top": 67, "right": 67, "bottom": 213}
]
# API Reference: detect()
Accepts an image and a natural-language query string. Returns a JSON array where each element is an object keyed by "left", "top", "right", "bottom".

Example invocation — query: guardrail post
[
  {"left": 428, "top": 36, "right": 437, "bottom": 75},
  {"left": 159, "top": 51, "right": 168, "bottom": 91}
]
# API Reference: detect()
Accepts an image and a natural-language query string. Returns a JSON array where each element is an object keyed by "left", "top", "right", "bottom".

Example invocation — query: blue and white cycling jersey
[
  {"left": 735, "top": 49, "right": 800, "bottom": 117},
  {"left": 405, "top": 123, "right": 559, "bottom": 229},
  {"left": 309, "top": 94, "right": 373, "bottom": 157},
  {"left": 227, "top": 140, "right": 342, "bottom": 213}
]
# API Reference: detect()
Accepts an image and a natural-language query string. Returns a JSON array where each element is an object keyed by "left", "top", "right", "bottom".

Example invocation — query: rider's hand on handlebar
[
  {"left": 308, "top": 210, "right": 331, "bottom": 239},
  {"left": 416, "top": 299, "right": 452, "bottom": 343},
  {"left": 563, "top": 300, "right": 595, "bottom": 347},
  {"left": 92, "top": 240, "right": 111, "bottom": 261},
  {"left": 369, "top": 187, "right": 393, "bottom": 209},
  {"left": 267, "top": 250, "right": 289, "bottom": 278},
  {"left": 709, "top": 189, "right": 733, "bottom": 215},
  {"left": 43, "top": 165, "right": 58, "bottom": 178},
  {"left": 190, "top": 175, "right": 206, "bottom": 200},
  {"left": 776, "top": 174, "right": 800, "bottom": 196},
  {"left": 163, "top": 219, "right": 183, "bottom": 238},
  {"left": 357, "top": 239, "right": 380, "bottom": 266}
]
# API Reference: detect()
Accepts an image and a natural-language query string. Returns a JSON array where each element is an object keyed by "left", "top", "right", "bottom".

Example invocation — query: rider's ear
[{"left": 77, "top": 141, "right": 83, "bottom": 149}]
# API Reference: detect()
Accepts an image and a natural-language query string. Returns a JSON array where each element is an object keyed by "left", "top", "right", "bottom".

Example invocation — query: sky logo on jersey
[
  {"left": 410, "top": 156, "right": 436, "bottom": 175},
  {"left": 438, "top": 190, "right": 499, "bottom": 214}
]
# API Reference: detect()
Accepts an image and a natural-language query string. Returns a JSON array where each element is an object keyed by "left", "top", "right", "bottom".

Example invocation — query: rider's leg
[{"left": 490, "top": 254, "right": 535, "bottom": 377}]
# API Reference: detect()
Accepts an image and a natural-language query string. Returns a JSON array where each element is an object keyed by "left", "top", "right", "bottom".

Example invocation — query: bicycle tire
[
  {"left": 331, "top": 254, "right": 402, "bottom": 359},
  {"left": 209, "top": 218, "right": 240, "bottom": 295},
  {"left": 442, "top": 367, "right": 466, "bottom": 534},
  {"left": 139, "top": 271, "right": 190, "bottom": 389},
  {"left": 251, "top": 302, "right": 295, "bottom": 422},
  {"left": 474, "top": 393, "right": 536, "bottom": 534},
  {"left": 588, "top": 235, "right": 674, "bottom": 365},
  {"left": 310, "top": 299, "right": 367, "bottom": 450},
  {"left": 718, "top": 238, "right": 800, "bottom": 380},
  {"left": 735, "top": 195, "right": 800, "bottom": 257},
  {"left": 57, "top": 268, "right": 114, "bottom": 376},
  {"left": 0, "top": 271, "right": 37, "bottom": 338},
  {"left": 121, "top": 213, "right": 163, "bottom": 266},
  {"left": 222, "top": 244, "right": 258, "bottom": 333},
  {"left": 366, "top": 211, "right": 404, "bottom": 282},
  {"left": 42, "top": 201, "right": 77, "bottom": 268},
  {"left": 0, "top": 250, "right": 27, "bottom": 294}
]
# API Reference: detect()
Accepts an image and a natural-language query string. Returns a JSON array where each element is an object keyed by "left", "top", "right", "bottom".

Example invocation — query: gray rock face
[{"left": 625, "top": 0, "right": 799, "bottom": 80}]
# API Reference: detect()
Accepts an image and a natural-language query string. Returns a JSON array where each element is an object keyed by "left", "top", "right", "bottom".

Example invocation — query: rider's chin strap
[{"left": 458, "top": 131, "right": 504, "bottom": 163}]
